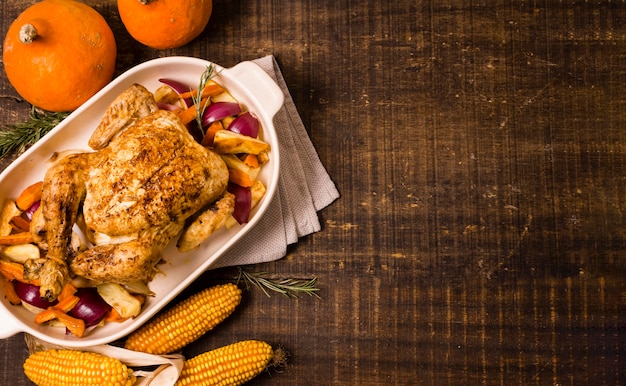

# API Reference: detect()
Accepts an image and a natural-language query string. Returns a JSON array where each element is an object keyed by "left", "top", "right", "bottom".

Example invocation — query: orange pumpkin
[
  {"left": 117, "top": 0, "right": 213, "bottom": 50},
  {"left": 2, "top": 0, "right": 117, "bottom": 112}
]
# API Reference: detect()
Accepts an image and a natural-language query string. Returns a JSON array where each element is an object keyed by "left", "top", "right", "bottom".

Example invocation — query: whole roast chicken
[{"left": 25, "top": 84, "right": 232, "bottom": 301}]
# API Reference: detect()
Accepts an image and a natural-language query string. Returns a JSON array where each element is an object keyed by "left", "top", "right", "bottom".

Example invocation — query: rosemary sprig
[
  {"left": 236, "top": 266, "right": 321, "bottom": 299},
  {"left": 0, "top": 107, "right": 68, "bottom": 159},
  {"left": 192, "top": 64, "right": 218, "bottom": 135}
]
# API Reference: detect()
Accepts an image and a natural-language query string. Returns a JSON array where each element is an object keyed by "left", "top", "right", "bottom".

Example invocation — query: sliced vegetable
[
  {"left": 34, "top": 294, "right": 80, "bottom": 324},
  {"left": 176, "top": 103, "right": 200, "bottom": 125},
  {"left": 15, "top": 181, "right": 43, "bottom": 211},
  {"left": 0, "top": 199, "right": 22, "bottom": 236},
  {"left": 200, "top": 120, "right": 224, "bottom": 147},
  {"left": 96, "top": 282, "right": 142, "bottom": 319},
  {"left": 221, "top": 154, "right": 261, "bottom": 182},
  {"left": 178, "top": 81, "right": 225, "bottom": 99},
  {"left": 201, "top": 102, "right": 241, "bottom": 127},
  {"left": 228, "top": 183, "right": 252, "bottom": 225},
  {"left": 57, "top": 282, "right": 77, "bottom": 301},
  {"left": 68, "top": 287, "right": 111, "bottom": 327},
  {"left": 54, "top": 309, "right": 86, "bottom": 337},
  {"left": 227, "top": 111, "right": 260, "bottom": 138},
  {"left": 0, "top": 260, "right": 38, "bottom": 284},
  {"left": 153, "top": 84, "right": 185, "bottom": 107},
  {"left": 225, "top": 180, "right": 267, "bottom": 229},
  {"left": 14, "top": 281, "right": 57, "bottom": 309},
  {"left": 242, "top": 153, "right": 259, "bottom": 168},
  {"left": 0, "top": 243, "right": 40, "bottom": 263},
  {"left": 228, "top": 169, "right": 256, "bottom": 188},
  {"left": 1, "top": 276, "right": 22, "bottom": 305},
  {"left": 158, "top": 78, "right": 193, "bottom": 107},
  {"left": 9, "top": 215, "right": 30, "bottom": 232},
  {"left": 23, "top": 201, "right": 40, "bottom": 221},
  {"left": 213, "top": 129, "right": 271, "bottom": 155},
  {"left": 0, "top": 232, "right": 34, "bottom": 245}
]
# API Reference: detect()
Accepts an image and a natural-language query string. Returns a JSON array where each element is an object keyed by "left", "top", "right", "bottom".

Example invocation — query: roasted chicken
[{"left": 25, "top": 84, "right": 231, "bottom": 301}]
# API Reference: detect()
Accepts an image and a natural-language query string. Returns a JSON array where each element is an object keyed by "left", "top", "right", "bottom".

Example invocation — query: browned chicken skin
[{"left": 25, "top": 84, "right": 230, "bottom": 301}]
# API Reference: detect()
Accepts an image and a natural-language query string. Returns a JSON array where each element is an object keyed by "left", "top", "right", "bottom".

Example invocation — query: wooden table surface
[{"left": 1, "top": 1, "right": 625, "bottom": 384}]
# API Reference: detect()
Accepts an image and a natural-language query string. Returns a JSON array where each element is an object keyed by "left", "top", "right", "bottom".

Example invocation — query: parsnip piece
[
  {"left": 220, "top": 154, "right": 261, "bottom": 181},
  {"left": 97, "top": 282, "right": 142, "bottom": 319},
  {"left": 1, "top": 243, "right": 40, "bottom": 263},
  {"left": 213, "top": 130, "right": 271, "bottom": 155},
  {"left": 0, "top": 199, "right": 22, "bottom": 236},
  {"left": 153, "top": 85, "right": 185, "bottom": 107},
  {"left": 211, "top": 92, "right": 237, "bottom": 103}
]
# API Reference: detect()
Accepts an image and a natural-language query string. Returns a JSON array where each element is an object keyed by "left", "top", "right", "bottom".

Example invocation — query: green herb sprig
[
  {"left": 192, "top": 64, "right": 219, "bottom": 135},
  {"left": 236, "top": 266, "right": 321, "bottom": 298},
  {"left": 0, "top": 107, "right": 68, "bottom": 159}
]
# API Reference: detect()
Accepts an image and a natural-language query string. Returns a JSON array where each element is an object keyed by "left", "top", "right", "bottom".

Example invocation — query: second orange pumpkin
[{"left": 118, "top": 0, "right": 213, "bottom": 50}]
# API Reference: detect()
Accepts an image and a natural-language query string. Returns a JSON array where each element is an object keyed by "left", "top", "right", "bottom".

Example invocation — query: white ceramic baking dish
[{"left": 0, "top": 56, "right": 283, "bottom": 347}]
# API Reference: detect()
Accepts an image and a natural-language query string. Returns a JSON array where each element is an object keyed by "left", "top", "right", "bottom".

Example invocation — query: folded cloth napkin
[{"left": 212, "top": 55, "right": 340, "bottom": 268}]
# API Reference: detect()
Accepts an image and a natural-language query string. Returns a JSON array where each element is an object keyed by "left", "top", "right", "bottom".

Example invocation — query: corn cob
[
  {"left": 23, "top": 349, "right": 136, "bottom": 386},
  {"left": 124, "top": 283, "right": 242, "bottom": 355},
  {"left": 174, "top": 340, "right": 274, "bottom": 386}
]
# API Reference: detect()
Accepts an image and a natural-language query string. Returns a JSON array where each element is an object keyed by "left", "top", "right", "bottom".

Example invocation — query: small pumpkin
[
  {"left": 117, "top": 0, "right": 213, "bottom": 50},
  {"left": 2, "top": 0, "right": 117, "bottom": 112}
]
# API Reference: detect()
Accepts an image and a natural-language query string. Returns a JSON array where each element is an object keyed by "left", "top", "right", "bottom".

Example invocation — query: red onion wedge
[
  {"left": 158, "top": 78, "right": 193, "bottom": 107},
  {"left": 14, "top": 281, "right": 57, "bottom": 309},
  {"left": 228, "top": 183, "right": 252, "bottom": 224},
  {"left": 24, "top": 201, "right": 40, "bottom": 221},
  {"left": 228, "top": 111, "right": 260, "bottom": 138},
  {"left": 202, "top": 102, "right": 241, "bottom": 127},
  {"left": 68, "top": 287, "right": 111, "bottom": 327}
]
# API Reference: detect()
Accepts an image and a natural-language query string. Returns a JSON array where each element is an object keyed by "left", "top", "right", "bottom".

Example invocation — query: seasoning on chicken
[{"left": 25, "top": 84, "right": 230, "bottom": 301}]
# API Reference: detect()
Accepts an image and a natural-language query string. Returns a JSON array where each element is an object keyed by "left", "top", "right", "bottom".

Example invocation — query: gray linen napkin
[{"left": 212, "top": 55, "right": 340, "bottom": 268}]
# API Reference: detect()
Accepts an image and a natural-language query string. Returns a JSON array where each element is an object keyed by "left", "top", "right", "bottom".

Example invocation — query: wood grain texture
[{"left": 1, "top": 0, "right": 625, "bottom": 384}]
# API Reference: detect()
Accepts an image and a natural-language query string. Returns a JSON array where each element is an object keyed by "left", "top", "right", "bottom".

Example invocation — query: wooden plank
[{"left": 0, "top": 0, "right": 625, "bottom": 384}]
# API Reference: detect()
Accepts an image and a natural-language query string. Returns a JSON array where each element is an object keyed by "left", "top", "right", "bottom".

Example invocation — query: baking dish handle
[
  {"left": 0, "top": 304, "right": 23, "bottom": 339},
  {"left": 223, "top": 61, "right": 285, "bottom": 118}
]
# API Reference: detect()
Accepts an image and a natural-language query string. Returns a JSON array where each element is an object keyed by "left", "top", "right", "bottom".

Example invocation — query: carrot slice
[
  {"left": 0, "top": 260, "right": 25, "bottom": 282},
  {"left": 176, "top": 104, "right": 198, "bottom": 125},
  {"left": 52, "top": 308, "right": 85, "bottom": 337},
  {"left": 58, "top": 282, "right": 77, "bottom": 302},
  {"left": 10, "top": 216, "right": 30, "bottom": 233},
  {"left": 176, "top": 97, "right": 210, "bottom": 125},
  {"left": 103, "top": 307, "right": 128, "bottom": 323},
  {"left": 0, "top": 232, "right": 33, "bottom": 245},
  {"left": 200, "top": 120, "right": 224, "bottom": 147},
  {"left": 0, "top": 260, "right": 39, "bottom": 285},
  {"left": 1, "top": 276, "right": 21, "bottom": 305},
  {"left": 228, "top": 169, "right": 255, "bottom": 188},
  {"left": 242, "top": 153, "right": 259, "bottom": 168},
  {"left": 178, "top": 82, "right": 224, "bottom": 99},
  {"left": 15, "top": 181, "right": 43, "bottom": 211},
  {"left": 34, "top": 295, "right": 80, "bottom": 324}
]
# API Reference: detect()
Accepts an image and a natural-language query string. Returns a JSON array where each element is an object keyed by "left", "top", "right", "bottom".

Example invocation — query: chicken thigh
[{"left": 25, "top": 84, "right": 230, "bottom": 301}]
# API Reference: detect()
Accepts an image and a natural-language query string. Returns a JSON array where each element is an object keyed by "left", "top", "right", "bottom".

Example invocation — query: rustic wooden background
[{"left": 1, "top": 0, "right": 625, "bottom": 384}]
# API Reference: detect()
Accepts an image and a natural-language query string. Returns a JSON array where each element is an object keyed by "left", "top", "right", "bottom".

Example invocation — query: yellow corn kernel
[
  {"left": 175, "top": 340, "right": 274, "bottom": 386},
  {"left": 124, "top": 283, "right": 242, "bottom": 355},
  {"left": 23, "top": 349, "right": 136, "bottom": 386}
]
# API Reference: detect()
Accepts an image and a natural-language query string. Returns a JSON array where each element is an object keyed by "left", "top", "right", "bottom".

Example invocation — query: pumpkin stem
[
  {"left": 138, "top": 0, "right": 155, "bottom": 4},
  {"left": 19, "top": 24, "right": 38, "bottom": 44}
]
